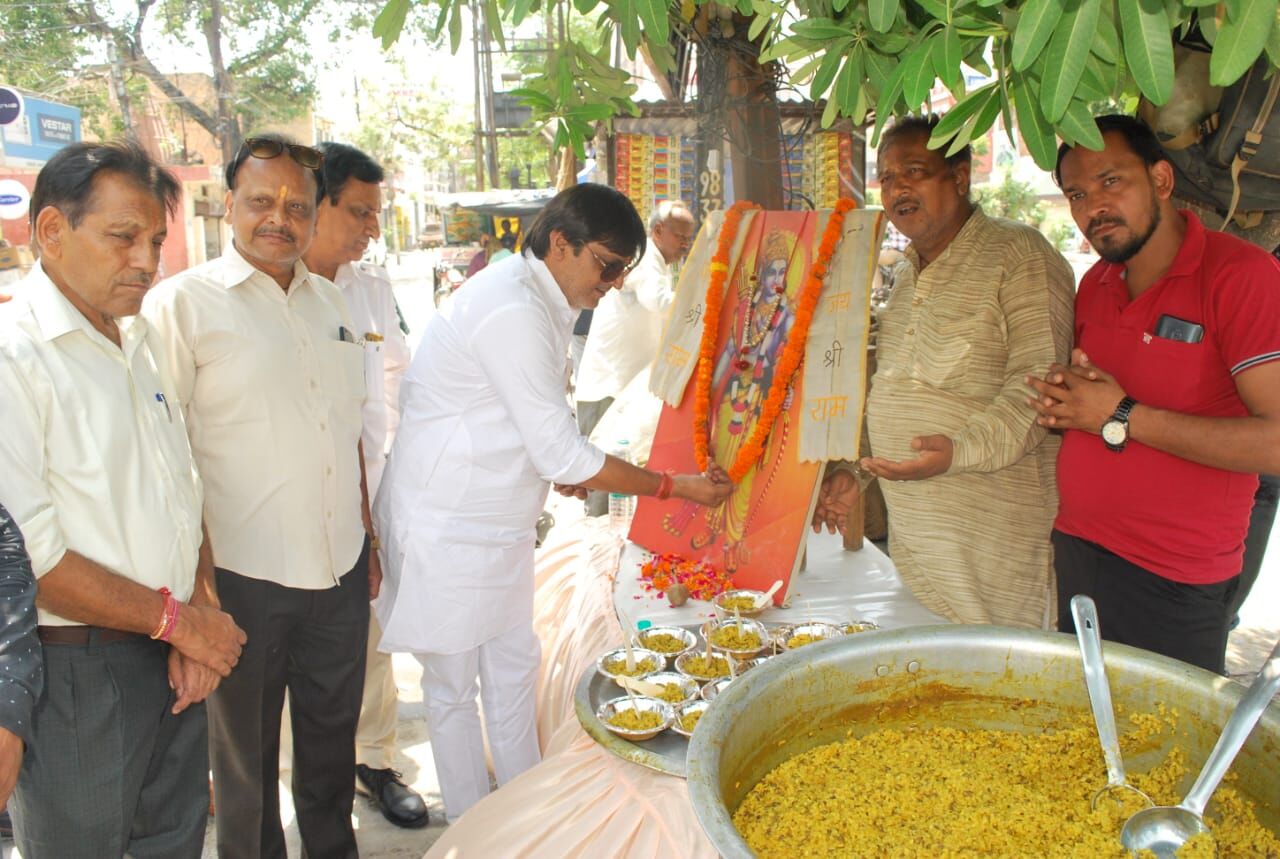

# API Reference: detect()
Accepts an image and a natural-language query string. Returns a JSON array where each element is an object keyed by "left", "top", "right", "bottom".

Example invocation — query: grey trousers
[
  {"left": 209, "top": 548, "right": 369, "bottom": 859},
  {"left": 11, "top": 633, "right": 208, "bottom": 859}
]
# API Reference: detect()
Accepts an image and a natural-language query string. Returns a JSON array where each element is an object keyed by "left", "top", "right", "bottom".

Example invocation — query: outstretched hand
[
  {"left": 675, "top": 465, "right": 735, "bottom": 507},
  {"left": 1025, "top": 349, "right": 1126, "bottom": 434},
  {"left": 860, "top": 434, "right": 953, "bottom": 482}
]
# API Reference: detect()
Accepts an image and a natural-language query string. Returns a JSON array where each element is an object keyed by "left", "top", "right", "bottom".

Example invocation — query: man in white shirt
[
  {"left": 144, "top": 134, "right": 377, "bottom": 858},
  {"left": 302, "top": 142, "right": 425, "bottom": 829},
  {"left": 576, "top": 201, "right": 695, "bottom": 512},
  {"left": 0, "top": 140, "right": 245, "bottom": 858},
  {"left": 374, "top": 184, "right": 732, "bottom": 823}
]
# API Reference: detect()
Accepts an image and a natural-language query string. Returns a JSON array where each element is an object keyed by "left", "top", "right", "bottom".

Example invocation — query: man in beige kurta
[{"left": 815, "top": 116, "right": 1074, "bottom": 627}]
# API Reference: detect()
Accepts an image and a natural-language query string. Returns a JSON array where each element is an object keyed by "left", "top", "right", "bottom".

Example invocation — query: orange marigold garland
[
  {"left": 692, "top": 198, "right": 858, "bottom": 482},
  {"left": 639, "top": 552, "right": 733, "bottom": 601}
]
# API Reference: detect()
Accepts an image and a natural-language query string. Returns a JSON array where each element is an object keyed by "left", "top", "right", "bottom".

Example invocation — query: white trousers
[{"left": 415, "top": 623, "right": 542, "bottom": 822}]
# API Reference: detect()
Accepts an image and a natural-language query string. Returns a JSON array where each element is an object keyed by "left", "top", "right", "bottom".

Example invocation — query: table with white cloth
[{"left": 423, "top": 514, "right": 945, "bottom": 859}]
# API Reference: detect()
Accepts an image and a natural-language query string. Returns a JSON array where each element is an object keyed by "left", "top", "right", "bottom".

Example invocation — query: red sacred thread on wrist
[
  {"left": 150, "top": 587, "right": 173, "bottom": 640},
  {"left": 655, "top": 470, "right": 674, "bottom": 501},
  {"left": 160, "top": 599, "right": 180, "bottom": 642}
]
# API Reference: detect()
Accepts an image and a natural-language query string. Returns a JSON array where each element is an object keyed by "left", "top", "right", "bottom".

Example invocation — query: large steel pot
[{"left": 686, "top": 625, "right": 1279, "bottom": 857}]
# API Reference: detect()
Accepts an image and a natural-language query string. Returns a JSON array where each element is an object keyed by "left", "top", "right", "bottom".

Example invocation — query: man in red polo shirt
[{"left": 1028, "top": 115, "right": 1280, "bottom": 673}]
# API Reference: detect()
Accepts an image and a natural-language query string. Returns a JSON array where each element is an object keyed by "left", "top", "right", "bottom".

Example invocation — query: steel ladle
[
  {"left": 1121, "top": 636, "right": 1280, "bottom": 858},
  {"left": 1071, "top": 595, "right": 1154, "bottom": 811}
]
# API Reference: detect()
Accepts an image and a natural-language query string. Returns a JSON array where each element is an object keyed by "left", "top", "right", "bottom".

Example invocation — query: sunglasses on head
[
  {"left": 585, "top": 244, "right": 637, "bottom": 282},
  {"left": 241, "top": 137, "right": 324, "bottom": 170}
]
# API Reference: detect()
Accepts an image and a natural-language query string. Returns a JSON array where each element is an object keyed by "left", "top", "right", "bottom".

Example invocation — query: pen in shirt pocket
[{"left": 155, "top": 392, "right": 172, "bottom": 422}]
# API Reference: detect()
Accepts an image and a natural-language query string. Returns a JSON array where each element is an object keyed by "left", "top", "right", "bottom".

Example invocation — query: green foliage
[
  {"left": 975, "top": 172, "right": 1046, "bottom": 229},
  {"left": 2, "top": 0, "right": 377, "bottom": 154},
  {"left": 373, "top": 0, "right": 1279, "bottom": 169},
  {"left": 1045, "top": 218, "right": 1079, "bottom": 252}
]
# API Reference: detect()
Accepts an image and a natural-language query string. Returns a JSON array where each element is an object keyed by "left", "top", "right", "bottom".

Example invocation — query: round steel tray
[
  {"left": 573, "top": 622, "right": 799, "bottom": 778},
  {"left": 574, "top": 662, "right": 694, "bottom": 777}
]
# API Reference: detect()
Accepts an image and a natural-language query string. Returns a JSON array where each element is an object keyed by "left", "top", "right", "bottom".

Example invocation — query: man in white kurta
[{"left": 374, "top": 185, "right": 731, "bottom": 822}]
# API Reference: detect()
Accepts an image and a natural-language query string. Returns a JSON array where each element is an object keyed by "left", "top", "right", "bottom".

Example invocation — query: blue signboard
[{"left": 0, "top": 91, "right": 81, "bottom": 165}]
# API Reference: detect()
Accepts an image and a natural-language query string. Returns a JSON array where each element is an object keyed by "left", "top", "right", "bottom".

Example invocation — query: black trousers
[
  {"left": 209, "top": 543, "right": 370, "bottom": 859},
  {"left": 1227, "top": 474, "right": 1278, "bottom": 621},
  {"left": 1053, "top": 530, "right": 1237, "bottom": 674}
]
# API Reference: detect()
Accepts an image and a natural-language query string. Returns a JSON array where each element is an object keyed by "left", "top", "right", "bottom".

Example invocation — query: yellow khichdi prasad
[
  {"left": 719, "top": 595, "right": 760, "bottom": 612},
  {"left": 679, "top": 710, "right": 705, "bottom": 732},
  {"left": 732, "top": 716, "right": 1279, "bottom": 858},
  {"left": 655, "top": 683, "right": 689, "bottom": 704},
  {"left": 603, "top": 656, "right": 658, "bottom": 677},
  {"left": 640, "top": 632, "right": 688, "bottom": 654},
  {"left": 606, "top": 709, "right": 663, "bottom": 731},
  {"left": 680, "top": 654, "right": 731, "bottom": 679},
  {"left": 709, "top": 626, "right": 762, "bottom": 651}
]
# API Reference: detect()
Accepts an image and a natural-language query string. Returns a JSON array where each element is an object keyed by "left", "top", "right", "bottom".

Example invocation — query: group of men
[
  {"left": 0, "top": 135, "right": 427, "bottom": 856},
  {"left": 0, "top": 105, "right": 1274, "bottom": 856},
  {"left": 815, "top": 113, "right": 1279, "bottom": 676},
  {"left": 0, "top": 131, "right": 731, "bottom": 855}
]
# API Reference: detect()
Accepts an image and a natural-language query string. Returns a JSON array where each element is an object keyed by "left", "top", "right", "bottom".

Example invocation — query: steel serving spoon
[
  {"left": 1121, "top": 636, "right": 1280, "bottom": 857},
  {"left": 1070, "top": 595, "right": 1155, "bottom": 811}
]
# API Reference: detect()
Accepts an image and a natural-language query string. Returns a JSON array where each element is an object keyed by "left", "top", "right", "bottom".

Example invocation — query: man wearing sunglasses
[
  {"left": 145, "top": 132, "right": 376, "bottom": 858},
  {"left": 373, "top": 184, "right": 732, "bottom": 824},
  {"left": 576, "top": 199, "right": 696, "bottom": 514}
]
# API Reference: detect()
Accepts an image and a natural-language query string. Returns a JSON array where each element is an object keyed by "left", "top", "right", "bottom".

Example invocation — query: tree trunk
[
  {"left": 725, "top": 21, "right": 783, "bottom": 210},
  {"left": 202, "top": 0, "right": 240, "bottom": 163},
  {"left": 555, "top": 146, "right": 577, "bottom": 190}
]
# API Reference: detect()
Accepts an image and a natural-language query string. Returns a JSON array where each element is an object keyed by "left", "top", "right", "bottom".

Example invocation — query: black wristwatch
[{"left": 1101, "top": 396, "right": 1137, "bottom": 452}]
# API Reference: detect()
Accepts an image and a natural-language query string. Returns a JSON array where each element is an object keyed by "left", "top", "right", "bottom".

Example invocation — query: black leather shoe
[{"left": 356, "top": 764, "right": 430, "bottom": 829}]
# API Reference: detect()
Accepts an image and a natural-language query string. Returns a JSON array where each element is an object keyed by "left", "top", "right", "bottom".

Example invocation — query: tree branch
[{"left": 66, "top": 0, "right": 221, "bottom": 138}]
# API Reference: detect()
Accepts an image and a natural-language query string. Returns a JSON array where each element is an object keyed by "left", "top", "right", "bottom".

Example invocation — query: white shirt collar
[
  {"left": 522, "top": 250, "right": 576, "bottom": 323},
  {"left": 23, "top": 260, "right": 147, "bottom": 355},
  {"left": 221, "top": 241, "right": 314, "bottom": 294}
]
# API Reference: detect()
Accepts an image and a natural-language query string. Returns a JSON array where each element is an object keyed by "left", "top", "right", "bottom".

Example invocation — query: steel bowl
[
  {"left": 714, "top": 589, "right": 770, "bottom": 618},
  {"left": 596, "top": 695, "right": 673, "bottom": 742},
  {"left": 675, "top": 650, "right": 735, "bottom": 683},
  {"left": 672, "top": 699, "right": 711, "bottom": 738},
  {"left": 595, "top": 647, "right": 664, "bottom": 686},
  {"left": 634, "top": 626, "right": 699, "bottom": 664},
  {"left": 700, "top": 676, "right": 734, "bottom": 701},
  {"left": 641, "top": 671, "right": 701, "bottom": 705},
  {"left": 783, "top": 621, "right": 844, "bottom": 650},
  {"left": 686, "top": 625, "right": 1280, "bottom": 858},
  {"left": 841, "top": 619, "right": 880, "bottom": 635},
  {"left": 704, "top": 617, "right": 770, "bottom": 659}
]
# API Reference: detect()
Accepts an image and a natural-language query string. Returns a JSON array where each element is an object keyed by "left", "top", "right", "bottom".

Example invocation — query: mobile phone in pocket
[{"left": 1153, "top": 314, "right": 1205, "bottom": 344}]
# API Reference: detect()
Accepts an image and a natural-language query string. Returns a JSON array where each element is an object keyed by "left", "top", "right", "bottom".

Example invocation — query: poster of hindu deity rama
[{"left": 631, "top": 207, "right": 881, "bottom": 603}]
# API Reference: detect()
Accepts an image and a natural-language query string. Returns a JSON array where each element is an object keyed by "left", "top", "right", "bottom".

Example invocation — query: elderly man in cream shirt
[
  {"left": 0, "top": 140, "right": 245, "bottom": 858},
  {"left": 375, "top": 185, "right": 731, "bottom": 824},
  {"left": 144, "top": 134, "right": 376, "bottom": 859}
]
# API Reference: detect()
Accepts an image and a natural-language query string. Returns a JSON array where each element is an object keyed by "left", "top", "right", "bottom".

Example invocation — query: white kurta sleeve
[{"left": 469, "top": 304, "right": 605, "bottom": 485}]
